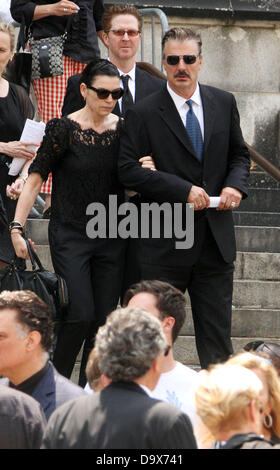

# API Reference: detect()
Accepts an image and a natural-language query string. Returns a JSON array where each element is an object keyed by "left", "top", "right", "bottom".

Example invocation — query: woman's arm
[
  {"left": 11, "top": 172, "right": 43, "bottom": 259},
  {"left": 32, "top": 1, "right": 79, "bottom": 20},
  {"left": 10, "top": 0, "right": 79, "bottom": 24},
  {"left": 6, "top": 156, "right": 37, "bottom": 200}
]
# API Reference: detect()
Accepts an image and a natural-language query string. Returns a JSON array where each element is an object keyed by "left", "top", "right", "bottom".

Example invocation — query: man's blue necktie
[{"left": 186, "top": 99, "right": 203, "bottom": 161}]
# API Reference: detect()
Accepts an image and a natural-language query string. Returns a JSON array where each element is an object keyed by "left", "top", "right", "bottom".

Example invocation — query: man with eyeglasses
[
  {"left": 118, "top": 27, "right": 250, "bottom": 372},
  {"left": 62, "top": 4, "right": 164, "bottom": 117}
]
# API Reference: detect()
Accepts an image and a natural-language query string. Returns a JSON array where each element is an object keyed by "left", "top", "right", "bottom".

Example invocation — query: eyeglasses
[
  {"left": 106, "top": 29, "right": 140, "bottom": 37},
  {"left": 166, "top": 54, "right": 200, "bottom": 66},
  {"left": 87, "top": 85, "right": 124, "bottom": 100},
  {"left": 244, "top": 341, "right": 280, "bottom": 360}
]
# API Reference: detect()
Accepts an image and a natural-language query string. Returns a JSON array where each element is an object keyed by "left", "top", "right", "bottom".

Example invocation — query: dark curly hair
[{"left": 0, "top": 290, "right": 54, "bottom": 353}]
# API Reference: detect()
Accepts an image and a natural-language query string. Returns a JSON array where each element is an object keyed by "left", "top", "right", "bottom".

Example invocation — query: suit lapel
[
  {"left": 200, "top": 84, "right": 216, "bottom": 154},
  {"left": 32, "top": 362, "right": 56, "bottom": 420},
  {"left": 157, "top": 86, "right": 199, "bottom": 160}
]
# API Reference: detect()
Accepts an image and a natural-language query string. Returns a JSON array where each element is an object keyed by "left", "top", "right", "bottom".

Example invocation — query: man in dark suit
[
  {"left": 0, "top": 290, "right": 86, "bottom": 421},
  {"left": 62, "top": 4, "right": 164, "bottom": 117},
  {"left": 118, "top": 27, "right": 250, "bottom": 370},
  {"left": 41, "top": 307, "right": 197, "bottom": 449}
]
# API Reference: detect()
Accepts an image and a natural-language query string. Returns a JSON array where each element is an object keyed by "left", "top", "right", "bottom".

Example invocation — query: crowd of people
[{"left": 0, "top": 1, "right": 279, "bottom": 452}]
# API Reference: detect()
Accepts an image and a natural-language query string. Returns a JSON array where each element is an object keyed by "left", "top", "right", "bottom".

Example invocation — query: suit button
[{"left": 202, "top": 180, "right": 207, "bottom": 188}]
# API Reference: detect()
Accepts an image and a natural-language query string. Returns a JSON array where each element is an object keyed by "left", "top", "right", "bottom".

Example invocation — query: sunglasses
[
  {"left": 87, "top": 85, "right": 124, "bottom": 100},
  {"left": 166, "top": 54, "right": 200, "bottom": 66},
  {"left": 244, "top": 341, "right": 280, "bottom": 360},
  {"left": 107, "top": 29, "right": 140, "bottom": 37}
]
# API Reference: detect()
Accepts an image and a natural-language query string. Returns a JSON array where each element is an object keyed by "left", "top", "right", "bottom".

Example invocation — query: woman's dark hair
[{"left": 79, "top": 59, "right": 120, "bottom": 87}]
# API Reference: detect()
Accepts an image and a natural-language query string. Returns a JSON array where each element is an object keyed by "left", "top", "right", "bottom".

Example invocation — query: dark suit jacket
[
  {"left": 0, "top": 362, "right": 86, "bottom": 421},
  {"left": 118, "top": 84, "right": 250, "bottom": 266},
  {"left": 41, "top": 381, "right": 197, "bottom": 449},
  {"left": 61, "top": 65, "right": 164, "bottom": 116}
]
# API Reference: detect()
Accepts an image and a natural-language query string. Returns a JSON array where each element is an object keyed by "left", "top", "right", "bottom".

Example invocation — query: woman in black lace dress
[{"left": 11, "top": 59, "right": 155, "bottom": 385}]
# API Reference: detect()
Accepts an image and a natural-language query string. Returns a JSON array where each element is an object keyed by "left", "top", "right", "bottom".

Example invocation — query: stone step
[
  {"left": 248, "top": 171, "right": 280, "bottom": 189},
  {"left": 237, "top": 188, "right": 280, "bottom": 213},
  {"left": 173, "top": 335, "right": 280, "bottom": 367},
  {"left": 234, "top": 251, "right": 280, "bottom": 280},
  {"left": 233, "top": 212, "right": 280, "bottom": 227},
  {"left": 184, "top": 279, "right": 280, "bottom": 309},
  {"left": 71, "top": 334, "right": 280, "bottom": 382},
  {"left": 235, "top": 225, "right": 280, "bottom": 253},
  {"left": 182, "top": 307, "right": 280, "bottom": 338},
  {"left": 30, "top": 244, "right": 280, "bottom": 282},
  {"left": 26, "top": 219, "right": 280, "bottom": 253}
]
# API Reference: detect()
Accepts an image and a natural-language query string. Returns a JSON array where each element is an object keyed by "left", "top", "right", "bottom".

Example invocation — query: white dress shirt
[{"left": 167, "top": 82, "right": 204, "bottom": 139}]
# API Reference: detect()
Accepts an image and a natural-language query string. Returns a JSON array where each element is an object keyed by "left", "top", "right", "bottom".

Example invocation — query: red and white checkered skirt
[{"left": 32, "top": 55, "right": 87, "bottom": 194}]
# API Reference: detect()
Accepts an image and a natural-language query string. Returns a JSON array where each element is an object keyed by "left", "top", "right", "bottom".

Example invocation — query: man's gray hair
[
  {"left": 95, "top": 307, "right": 168, "bottom": 382},
  {"left": 162, "top": 27, "right": 202, "bottom": 56}
]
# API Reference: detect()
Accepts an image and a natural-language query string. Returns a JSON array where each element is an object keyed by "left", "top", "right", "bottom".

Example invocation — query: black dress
[
  {"left": 29, "top": 117, "right": 126, "bottom": 383},
  {"left": 0, "top": 83, "right": 34, "bottom": 264}
]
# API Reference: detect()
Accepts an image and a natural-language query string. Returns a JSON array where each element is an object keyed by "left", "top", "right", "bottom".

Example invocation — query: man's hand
[
  {"left": 217, "top": 187, "right": 242, "bottom": 211},
  {"left": 187, "top": 185, "right": 210, "bottom": 211}
]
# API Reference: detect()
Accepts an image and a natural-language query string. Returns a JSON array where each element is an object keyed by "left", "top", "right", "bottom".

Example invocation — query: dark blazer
[
  {"left": 0, "top": 362, "right": 86, "bottom": 421},
  {"left": 118, "top": 84, "right": 250, "bottom": 266},
  {"left": 61, "top": 65, "right": 164, "bottom": 116},
  {"left": 41, "top": 381, "right": 197, "bottom": 449}
]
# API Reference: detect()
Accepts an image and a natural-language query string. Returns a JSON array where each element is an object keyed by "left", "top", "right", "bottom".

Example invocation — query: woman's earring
[{"left": 264, "top": 413, "right": 273, "bottom": 429}]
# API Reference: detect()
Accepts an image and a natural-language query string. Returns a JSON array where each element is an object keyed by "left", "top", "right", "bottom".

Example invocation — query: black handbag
[
  {"left": 29, "top": 33, "right": 66, "bottom": 80},
  {"left": 28, "top": 15, "right": 72, "bottom": 80},
  {"left": 4, "top": 19, "right": 32, "bottom": 94},
  {"left": 0, "top": 239, "right": 69, "bottom": 321}
]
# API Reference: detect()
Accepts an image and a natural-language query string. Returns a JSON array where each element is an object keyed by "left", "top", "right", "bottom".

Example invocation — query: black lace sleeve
[{"left": 29, "top": 118, "right": 70, "bottom": 182}]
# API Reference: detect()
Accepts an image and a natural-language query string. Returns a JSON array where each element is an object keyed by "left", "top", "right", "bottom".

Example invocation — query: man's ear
[
  {"left": 102, "top": 31, "right": 110, "bottom": 49},
  {"left": 161, "top": 316, "right": 175, "bottom": 341},
  {"left": 25, "top": 330, "right": 41, "bottom": 352}
]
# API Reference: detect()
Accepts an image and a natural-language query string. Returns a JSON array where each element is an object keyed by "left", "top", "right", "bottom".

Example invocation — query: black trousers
[
  {"left": 49, "top": 221, "right": 125, "bottom": 385},
  {"left": 140, "top": 218, "right": 234, "bottom": 370}
]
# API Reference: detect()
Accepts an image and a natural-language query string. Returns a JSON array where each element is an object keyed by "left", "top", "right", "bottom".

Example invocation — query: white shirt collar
[
  {"left": 118, "top": 64, "right": 136, "bottom": 83},
  {"left": 167, "top": 82, "right": 202, "bottom": 109}
]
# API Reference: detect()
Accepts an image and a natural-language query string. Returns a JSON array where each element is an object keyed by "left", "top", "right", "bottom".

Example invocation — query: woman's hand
[
  {"left": 0, "top": 141, "right": 37, "bottom": 160},
  {"left": 139, "top": 155, "right": 156, "bottom": 171},
  {"left": 6, "top": 179, "right": 25, "bottom": 200},
  {"left": 51, "top": 0, "right": 80, "bottom": 16},
  {"left": 11, "top": 233, "right": 34, "bottom": 260}
]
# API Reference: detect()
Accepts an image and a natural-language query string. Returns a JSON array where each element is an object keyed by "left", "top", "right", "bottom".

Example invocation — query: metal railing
[{"left": 139, "top": 8, "right": 169, "bottom": 70}]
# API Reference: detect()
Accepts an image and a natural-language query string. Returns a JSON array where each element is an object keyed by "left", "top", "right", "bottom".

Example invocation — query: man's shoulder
[
  {"left": 68, "top": 73, "right": 81, "bottom": 86},
  {"left": 53, "top": 366, "right": 87, "bottom": 399},
  {"left": 136, "top": 64, "right": 165, "bottom": 85},
  {"left": 200, "top": 83, "right": 234, "bottom": 102}
]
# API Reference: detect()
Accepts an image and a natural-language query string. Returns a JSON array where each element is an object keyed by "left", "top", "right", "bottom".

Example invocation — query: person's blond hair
[
  {"left": 226, "top": 352, "right": 280, "bottom": 438},
  {"left": 195, "top": 364, "right": 263, "bottom": 438},
  {"left": 0, "top": 22, "right": 15, "bottom": 52}
]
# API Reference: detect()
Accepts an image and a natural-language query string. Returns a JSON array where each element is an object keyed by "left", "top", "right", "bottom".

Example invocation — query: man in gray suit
[
  {"left": 41, "top": 307, "right": 197, "bottom": 449},
  {"left": 0, "top": 290, "right": 86, "bottom": 421}
]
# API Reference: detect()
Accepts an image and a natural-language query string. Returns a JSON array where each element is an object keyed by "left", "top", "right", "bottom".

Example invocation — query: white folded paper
[
  {"left": 8, "top": 119, "right": 46, "bottom": 176},
  {"left": 209, "top": 197, "right": 221, "bottom": 208}
]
